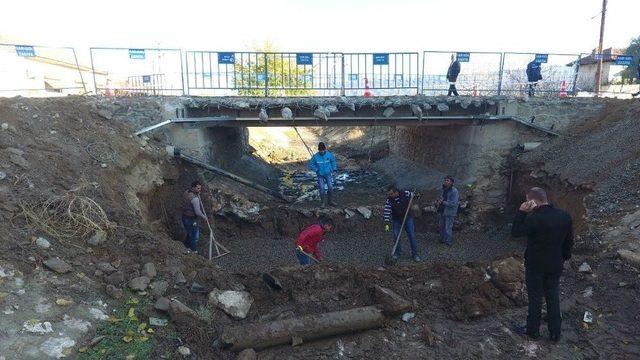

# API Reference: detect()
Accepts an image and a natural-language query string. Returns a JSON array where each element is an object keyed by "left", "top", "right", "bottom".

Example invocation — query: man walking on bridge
[
  {"left": 526, "top": 58, "right": 543, "bottom": 97},
  {"left": 181, "top": 181, "right": 208, "bottom": 253},
  {"left": 447, "top": 54, "right": 461, "bottom": 97},
  {"left": 310, "top": 142, "right": 338, "bottom": 207},
  {"left": 511, "top": 187, "right": 574, "bottom": 342}
]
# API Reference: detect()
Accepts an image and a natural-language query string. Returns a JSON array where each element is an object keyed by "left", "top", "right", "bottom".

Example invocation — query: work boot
[
  {"left": 327, "top": 191, "right": 338, "bottom": 206},
  {"left": 320, "top": 193, "right": 327, "bottom": 208},
  {"left": 413, "top": 255, "right": 422, "bottom": 262}
]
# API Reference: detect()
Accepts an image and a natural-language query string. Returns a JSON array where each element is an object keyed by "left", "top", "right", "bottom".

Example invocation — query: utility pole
[{"left": 594, "top": 0, "right": 607, "bottom": 96}]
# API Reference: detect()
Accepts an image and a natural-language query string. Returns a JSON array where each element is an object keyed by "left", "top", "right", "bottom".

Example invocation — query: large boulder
[
  {"left": 43, "top": 258, "right": 72, "bottom": 274},
  {"left": 128, "top": 276, "right": 151, "bottom": 291},
  {"left": 208, "top": 289, "right": 253, "bottom": 319},
  {"left": 487, "top": 257, "right": 525, "bottom": 303}
]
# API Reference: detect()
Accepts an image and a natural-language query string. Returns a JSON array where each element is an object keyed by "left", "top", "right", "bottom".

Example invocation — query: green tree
[
  {"left": 236, "top": 42, "right": 314, "bottom": 96},
  {"left": 621, "top": 36, "right": 640, "bottom": 83}
]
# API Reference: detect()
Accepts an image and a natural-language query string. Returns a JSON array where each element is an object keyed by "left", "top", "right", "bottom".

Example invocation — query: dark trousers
[
  {"left": 526, "top": 266, "right": 562, "bottom": 337},
  {"left": 447, "top": 83, "right": 459, "bottom": 96},
  {"left": 182, "top": 217, "right": 199, "bottom": 252},
  {"left": 528, "top": 83, "right": 537, "bottom": 97}
]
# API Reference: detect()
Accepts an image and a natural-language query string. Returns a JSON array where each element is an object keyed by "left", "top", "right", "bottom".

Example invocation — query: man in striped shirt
[{"left": 384, "top": 185, "right": 421, "bottom": 262}]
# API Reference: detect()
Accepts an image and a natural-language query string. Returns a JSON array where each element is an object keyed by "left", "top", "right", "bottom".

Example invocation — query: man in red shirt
[{"left": 295, "top": 217, "right": 334, "bottom": 265}]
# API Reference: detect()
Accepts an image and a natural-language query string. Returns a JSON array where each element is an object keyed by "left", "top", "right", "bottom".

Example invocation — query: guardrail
[{"left": 0, "top": 43, "right": 637, "bottom": 97}]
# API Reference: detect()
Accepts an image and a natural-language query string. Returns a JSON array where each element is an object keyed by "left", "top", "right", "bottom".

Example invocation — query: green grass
[{"left": 77, "top": 294, "right": 157, "bottom": 360}]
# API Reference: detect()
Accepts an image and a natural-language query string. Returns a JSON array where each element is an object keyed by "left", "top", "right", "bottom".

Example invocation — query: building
[{"left": 574, "top": 48, "right": 628, "bottom": 92}]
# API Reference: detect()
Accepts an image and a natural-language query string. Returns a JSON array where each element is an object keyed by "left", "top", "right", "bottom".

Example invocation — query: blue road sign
[
  {"left": 593, "top": 54, "right": 602, "bottom": 61},
  {"left": 15, "top": 45, "right": 36, "bottom": 57},
  {"left": 373, "top": 53, "right": 389, "bottom": 65},
  {"left": 129, "top": 49, "right": 145, "bottom": 59},
  {"left": 535, "top": 54, "right": 549, "bottom": 63},
  {"left": 296, "top": 53, "right": 313, "bottom": 65},
  {"left": 615, "top": 55, "right": 633, "bottom": 66},
  {"left": 349, "top": 74, "right": 358, "bottom": 81},
  {"left": 299, "top": 74, "right": 313, "bottom": 83},
  {"left": 456, "top": 52, "right": 470, "bottom": 62},
  {"left": 256, "top": 74, "right": 266, "bottom": 82},
  {"left": 218, "top": 52, "right": 235, "bottom": 64},
  {"left": 142, "top": 75, "right": 151, "bottom": 83}
]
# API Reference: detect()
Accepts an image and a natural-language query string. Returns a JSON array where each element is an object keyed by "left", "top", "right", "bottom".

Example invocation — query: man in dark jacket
[
  {"left": 446, "top": 54, "right": 461, "bottom": 97},
  {"left": 511, "top": 187, "right": 574, "bottom": 342},
  {"left": 384, "top": 185, "right": 420, "bottom": 262},
  {"left": 633, "top": 62, "right": 640, "bottom": 97},
  {"left": 526, "top": 59, "right": 543, "bottom": 97}
]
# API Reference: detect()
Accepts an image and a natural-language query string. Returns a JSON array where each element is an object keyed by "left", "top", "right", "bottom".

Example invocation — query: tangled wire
[{"left": 20, "top": 185, "right": 115, "bottom": 242}]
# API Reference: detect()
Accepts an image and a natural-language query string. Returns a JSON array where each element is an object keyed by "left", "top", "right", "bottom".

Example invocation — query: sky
[{"left": 1, "top": 0, "right": 638, "bottom": 56}]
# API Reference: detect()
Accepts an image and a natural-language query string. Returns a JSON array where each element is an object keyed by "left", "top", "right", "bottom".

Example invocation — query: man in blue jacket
[
  {"left": 526, "top": 58, "right": 543, "bottom": 97},
  {"left": 437, "top": 176, "right": 459, "bottom": 246},
  {"left": 309, "top": 142, "right": 338, "bottom": 207}
]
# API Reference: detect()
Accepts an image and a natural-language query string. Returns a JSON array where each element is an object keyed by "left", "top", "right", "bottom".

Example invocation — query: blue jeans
[
  {"left": 295, "top": 248, "right": 311, "bottom": 266},
  {"left": 182, "top": 217, "right": 199, "bottom": 251},
  {"left": 439, "top": 215, "right": 454, "bottom": 245},
  {"left": 392, "top": 217, "right": 418, "bottom": 257},
  {"left": 317, "top": 174, "right": 334, "bottom": 195}
]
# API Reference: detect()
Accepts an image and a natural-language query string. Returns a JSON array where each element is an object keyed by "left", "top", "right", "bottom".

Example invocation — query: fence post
[
  {"left": 571, "top": 54, "right": 582, "bottom": 96},
  {"left": 71, "top": 48, "right": 87, "bottom": 94},
  {"left": 497, "top": 52, "right": 505, "bottom": 96},
  {"left": 264, "top": 53, "right": 269, "bottom": 97},
  {"left": 340, "top": 54, "right": 346, "bottom": 96},
  {"left": 89, "top": 48, "right": 98, "bottom": 95},
  {"left": 179, "top": 50, "right": 186, "bottom": 96},
  {"left": 184, "top": 51, "right": 190, "bottom": 96}
]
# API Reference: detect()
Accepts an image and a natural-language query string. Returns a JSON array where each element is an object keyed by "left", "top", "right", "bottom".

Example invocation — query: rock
[
  {"left": 460, "top": 98, "right": 472, "bottom": 109},
  {"left": 35, "top": 237, "right": 51, "bottom": 249},
  {"left": 344, "top": 209, "right": 356, "bottom": 219},
  {"left": 411, "top": 104, "right": 423, "bottom": 120},
  {"left": 237, "top": 348, "right": 257, "bottom": 360},
  {"left": 95, "top": 109, "right": 113, "bottom": 120},
  {"left": 6, "top": 147, "right": 24, "bottom": 156},
  {"left": 178, "top": 346, "right": 191, "bottom": 357},
  {"left": 313, "top": 107, "right": 329, "bottom": 121},
  {"left": 281, "top": 107, "right": 293, "bottom": 120},
  {"left": 87, "top": 230, "right": 107, "bottom": 246},
  {"left": 175, "top": 271, "right": 187, "bottom": 284},
  {"left": 43, "top": 258, "right": 72, "bottom": 274},
  {"left": 0, "top": 171, "right": 6, "bottom": 180},
  {"left": 96, "top": 262, "right": 117, "bottom": 274},
  {"left": 487, "top": 257, "right": 525, "bottom": 302},
  {"left": 105, "top": 271, "right": 125, "bottom": 285},
  {"left": 94, "top": 270, "right": 103, "bottom": 277},
  {"left": 105, "top": 285, "right": 123, "bottom": 299},
  {"left": 325, "top": 105, "right": 339, "bottom": 113},
  {"left": 150, "top": 280, "right": 169, "bottom": 298},
  {"left": 357, "top": 206, "right": 372, "bottom": 219},
  {"left": 617, "top": 249, "right": 640, "bottom": 267},
  {"left": 262, "top": 273, "right": 283, "bottom": 291},
  {"left": 1, "top": 123, "right": 8, "bottom": 130},
  {"left": 373, "top": 285, "right": 411, "bottom": 314},
  {"left": 382, "top": 107, "right": 395, "bottom": 118},
  {"left": 578, "top": 262, "right": 592, "bottom": 273},
  {"left": 436, "top": 103, "right": 449, "bottom": 112},
  {"left": 258, "top": 108, "right": 269, "bottom": 122},
  {"left": 128, "top": 276, "right": 151, "bottom": 291},
  {"left": 422, "top": 325, "right": 436, "bottom": 346},
  {"left": 39, "top": 337, "right": 75, "bottom": 359},
  {"left": 401, "top": 312, "right": 415, "bottom": 322},
  {"left": 169, "top": 299, "right": 199, "bottom": 320},
  {"left": 423, "top": 103, "right": 432, "bottom": 111},
  {"left": 9, "top": 154, "right": 29, "bottom": 168},
  {"left": 208, "top": 289, "right": 254, "bottom": 319},
  {"left": 23, "top": 320, "right": 53, "bottom": 334},
  {"left": 154, "top": 297, "right": 171, "bottom": 312},
  {"left": 142, "top": 262, "right": 157, "bottom": 278}
]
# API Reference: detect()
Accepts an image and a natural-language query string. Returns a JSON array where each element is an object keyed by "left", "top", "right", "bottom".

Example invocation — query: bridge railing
[
  {"left": 421, "top": 51, "right": 503, "bottom": 96},
  {"left": 89, "top": 47, "right": 184, "bottom": 96},
  {"left": 500, "top": 52, "right": 581, "bottom": 95},
  {"left": 0, "top": 43, "right": 86, "bottom": 97}
]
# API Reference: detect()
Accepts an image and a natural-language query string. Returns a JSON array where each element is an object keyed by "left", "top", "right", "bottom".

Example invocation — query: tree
[
  {"left": 621, "top": 36, "right": 640, "bottom": 83},
  {"left": 236, "top": 42, "right": 314, "bottom": 96}
]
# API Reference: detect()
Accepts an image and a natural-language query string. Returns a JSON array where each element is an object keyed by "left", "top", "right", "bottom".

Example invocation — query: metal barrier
[
  {"left": 342, "top": 53, "right": 419, "bottom": 95},
  {"left": 421, "top": 51, "right": 503, "bottom": 96},
  {"left": 184, "top": 51, "right": 343, "bottom": 96},
  {"left": 500, "top": 52, "right": 581, "bottom": 96},
  {"left": 0, "top": 43, "right": 86, "bottom": 97},
  {"left": 89, "top": 47, "right": 184, "bottom": 95}
]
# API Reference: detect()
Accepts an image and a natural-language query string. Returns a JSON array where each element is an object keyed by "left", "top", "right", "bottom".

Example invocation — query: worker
[
  {"left": 526, "top": 58, "right": 543, "bottom": 97},
  {"left": 446, "top": 54, "right": 461, "bottom": 96},
  {"left": 294, "top": 217, "right": 334, "bottom": 266},
  {"left": 437, "top": 176, "right": 459, "bottom": 246},
  {"left": 511, "top": 187, "right": 574, "bottom": 343},
  {"left": 309, "top": 142, "right": 338, "bottom": 207},
  {"left": 384, "top": 185, "right": 421, "bottom": 262},
  {"left": 181, "top": 181, "right": 207, "bottom": 252},
  {"left": 633, "top": 62, "right": 640, "bottom": 97}
]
